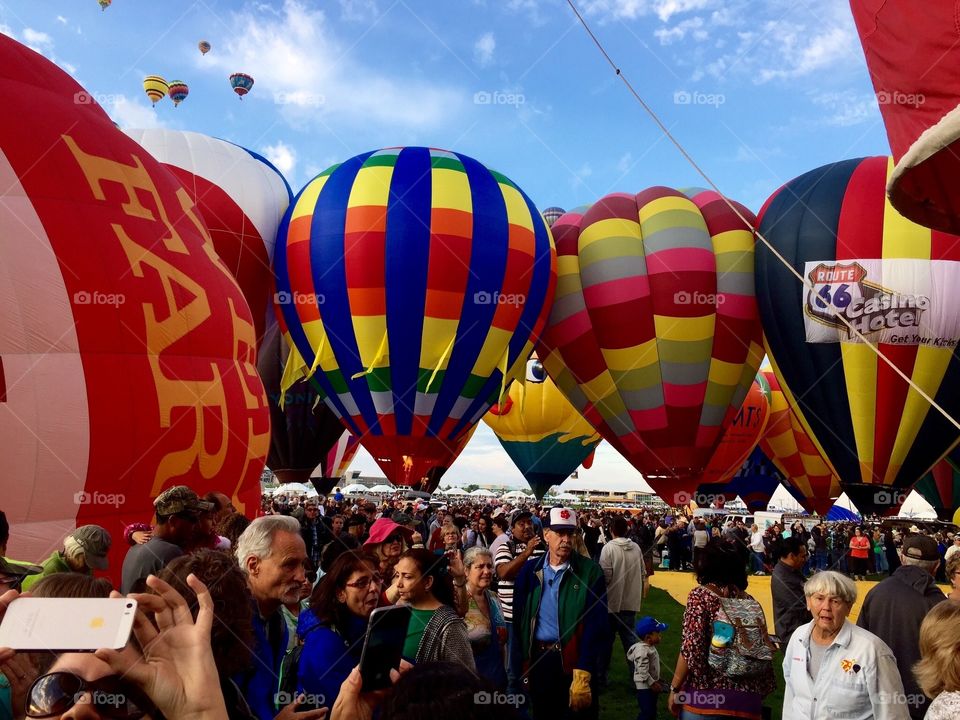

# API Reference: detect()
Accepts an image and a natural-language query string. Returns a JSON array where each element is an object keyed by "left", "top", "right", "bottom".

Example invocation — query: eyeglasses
[
  {"left": 384, "top": 534, "right": 403, "bottom": 543},
  {"left": 344, "top": 574, "right": 382, "bottom": 589},
  {"left": 27, "top": 672, "right": 155, "bottom": 719}
]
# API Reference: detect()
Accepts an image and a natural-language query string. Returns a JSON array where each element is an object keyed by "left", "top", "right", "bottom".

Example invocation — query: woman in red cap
[{"left": 364, "top": 517, "right": 412, "bottom": 604}]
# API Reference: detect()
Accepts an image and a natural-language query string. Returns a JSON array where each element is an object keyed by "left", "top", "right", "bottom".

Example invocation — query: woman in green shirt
[{"left": 394, "top": 548, "right": 475, "bottom": 671}]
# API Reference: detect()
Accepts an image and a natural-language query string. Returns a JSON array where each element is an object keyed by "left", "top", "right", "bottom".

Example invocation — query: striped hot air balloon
[
  {"left": 756, "top": 157, "right": 960, "bottom": 516},
  {"left": 142, "top": 75, "right": 168, "bottom": 106},
  {"left": 229, "top": 72, "right": 254, "bottom": 99},
  {"left": 542, "top": 206, "right": 566, "bottom": 228},
  {"left": 483, "top": 355, "right": 601, "bottom": 500},
  {"left": 419, "top": 423, "right": 478, "bottom": 494},
  {"left": 273, "top": 147, "right": 557, "bottom": 487},
  {"left": 757, "top": 369, "right": 841, "bottom": 516},
  {"left": 536, "top": 188, "right": 764, "bottom": 505},
  {"left": 914, "top": 449, "right": 960, "bottom": 521},
  {"left": 167, "top": 80, "right": 189, "bottom": 107},
  {"left": 725, "top": 448, "right": 787, "bottom": 513},
  {"left": 198, "top": 40, "right": 211, "bottom": 56}
]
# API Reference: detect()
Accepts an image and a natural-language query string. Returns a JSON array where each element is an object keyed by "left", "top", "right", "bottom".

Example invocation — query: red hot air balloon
[
  {"left": 537, "top": 189, "right": 764, "bottom": 506},
  {"left": 0, "top": 35, "right": 270, "bottom": 578},
  {"left": 850, "top": 1, "right": 960, "bottom": 234},
  {"left": 693, "top": 375, "right": 770, "bottom": 507}
]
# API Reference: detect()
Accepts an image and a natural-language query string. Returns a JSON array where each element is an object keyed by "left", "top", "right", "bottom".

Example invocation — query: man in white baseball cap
[{"left": 511, "top": 508, "right": 608, "bottom": 718}]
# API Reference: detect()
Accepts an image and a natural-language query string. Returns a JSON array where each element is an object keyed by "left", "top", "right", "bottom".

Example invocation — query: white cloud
[
  {"left": 338, "top": 0, "right": 378, "bottom": 22},
  {"left": 262, "top": 141, "right": 297, "bottom": 176},
  {"left": 581, "top": 0, "right": 712, "bottom": 22},
  {"left": 199, "top": 0, "right": 463, "bottom": 130},
  {"left": 811, "top": 90, "right": 880, "bottom": 127},
  {"left": 106, "top": 96, "right": 167, "bottom": 130},
  {"left": 22, "top": 28, "right": 52, "bottom": 49},
  {"left": 617, "top": 151, "right": 634, "bottom": 174},
  {"left": 56, "top": 16, "right": 68, "bottom": 25},
  {"left": 474, "top": 32, "right": 496, "bottom": 67},
  {"left": 655, "top": 16, "right": 706, "bottom": 45}
]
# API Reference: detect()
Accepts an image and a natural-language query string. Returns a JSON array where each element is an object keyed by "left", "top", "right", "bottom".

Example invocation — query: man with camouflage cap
[
  {"left": 120, "top": 485, "right": 212, "bottom": 593},
  {"left": 21, "top": 525, "right": 111, "bottom": 591}
]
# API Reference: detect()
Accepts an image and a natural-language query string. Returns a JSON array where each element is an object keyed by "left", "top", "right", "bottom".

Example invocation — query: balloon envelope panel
[
  {"left": 274, "top": 147, "right": 556, "bottom": 486},
  {"left": 536, "top": 187, "right": 763, "bottom": 501},
  {"left": 0, "top": 36, "right": 270, "bottom": 573},
  {"left": 756, "top": 157, "right": 960, "bottom": 515}
]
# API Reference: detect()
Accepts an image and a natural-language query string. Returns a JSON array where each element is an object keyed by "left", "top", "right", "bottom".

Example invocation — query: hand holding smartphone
[
  {"left": 358, "top": 605, "right": 411, "bottom": 691},
  {"left": 0, "top": 598, "right": 137, "bottom": 651}
]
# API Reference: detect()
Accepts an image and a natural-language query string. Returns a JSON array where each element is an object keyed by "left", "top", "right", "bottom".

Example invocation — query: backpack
[{"left": 706, "top": 589, "right": 775, "bottom": 678}]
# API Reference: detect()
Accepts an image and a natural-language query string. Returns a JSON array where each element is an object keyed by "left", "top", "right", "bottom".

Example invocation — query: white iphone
[{"left": 0, "top": 597, "right": 137, "bottom": 651}]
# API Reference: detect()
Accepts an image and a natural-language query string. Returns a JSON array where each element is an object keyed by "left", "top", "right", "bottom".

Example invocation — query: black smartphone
[{"left": 358, "top": 605, "right": 412, "bottom": 691}]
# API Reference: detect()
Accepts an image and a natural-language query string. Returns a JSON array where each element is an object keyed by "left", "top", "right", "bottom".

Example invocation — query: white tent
[
  {"left": 272, "top": 482, "right": 312, "bottom": 496},
  {"left": 470, "top": 488, "right": 495, "bottom": 497},
  {"left": 443, "top": 487, "right": 469, "bottom": 496},
  {"left": 368, "top": 485, "right": 396, "bottom": 494},
  {"left": 341, "top": 483, "right": 368, "bottom": 494},
  {"left": 502, "top": 490, "right": 529, "bottom": 499},
  {"left": 552, "top": 492, "right": 579, "bottom": 502}
]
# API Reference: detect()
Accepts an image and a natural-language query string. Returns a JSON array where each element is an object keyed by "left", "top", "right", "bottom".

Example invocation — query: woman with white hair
[
  {"left": 462, "top": 546, "right": 507, "bottom": 689},
  {"left": 782, "top": 570, "right": 909, "bottom": 720}
]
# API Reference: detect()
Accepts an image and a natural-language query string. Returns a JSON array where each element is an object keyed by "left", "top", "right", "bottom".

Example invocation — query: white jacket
[
  {"left": 782, "top": 619, "right": 910, "bottom": 720},
  {"left": 627, "top": 641, "right": 660, "bottom": 689},
  {"left": 599, "top": 537, "right": 645, "bottom": 613}
]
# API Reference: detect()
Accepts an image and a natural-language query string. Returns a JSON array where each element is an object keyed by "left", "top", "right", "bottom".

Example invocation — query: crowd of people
[{"left": 1, "top": 487, "right": 959, "bottom": 720}]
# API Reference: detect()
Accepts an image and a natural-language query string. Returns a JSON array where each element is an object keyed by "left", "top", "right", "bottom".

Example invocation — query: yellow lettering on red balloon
[{"left": 63, "top": 135, "right": 187, "bottom": 254}]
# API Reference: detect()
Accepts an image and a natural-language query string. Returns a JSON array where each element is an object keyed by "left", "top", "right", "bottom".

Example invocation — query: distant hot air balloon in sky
[
  {"left": 694, "top": 375, "right": 770, "bottom": 507},
  {"left": 198, "top": 40, "right": 211, "bottom": 55},
  {"left": 537, "top": 187, "right": 764, "bottom": 505},
  {"left": 142, "top": 75, "right": 167, "bottom": 106},
  {"left": 274, "top": 146, "right": 557, "bottom": 487},
  {"left": 167, "top": 80, "right": 189, "bottom": 107},
  {"left": 850, "top": 1, "right": 960, "bottom": 234},
  {"left": 98, "top": 0, "right": 111, "bottom": 10},
  {"left": 483, "top": 355, "right": 601, "bottom": 500},
  {"left": 0, "top": 34, "right": 269, "bottom": 577},
  {"left": 122, "top": 128, "right": 292, "bottom": 341},
  {"left": 757, "top": 369, "right": 840, "bottom": 516},
  {"left": 541, "top": 206, "right": 565, "bottom": 228},
  {"left": 229, "top": 72, "right": 254, "bottom": 99},
  {"left": 320, "top": 430, "right": 361, "bottom": 484},
  {"left": 756, "top": 157, "right": 960, "bottom": 516}
]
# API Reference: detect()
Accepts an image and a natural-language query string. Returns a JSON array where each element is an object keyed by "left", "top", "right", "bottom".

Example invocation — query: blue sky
[{"left": 3, "top": 0, "right": 928, "bottom": 511}]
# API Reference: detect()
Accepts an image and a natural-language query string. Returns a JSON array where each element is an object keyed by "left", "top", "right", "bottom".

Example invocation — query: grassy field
[{"left": 598, "top": 585, "right": 786, "bottom": 720}]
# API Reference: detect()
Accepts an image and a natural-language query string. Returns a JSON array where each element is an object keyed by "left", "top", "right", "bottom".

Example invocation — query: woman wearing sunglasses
[
  {"left": 0, "top": 573, "right": 230, "bottom": 720},
  {"left": 296, "top": 552, "right": 382, "bottom": 714}
]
